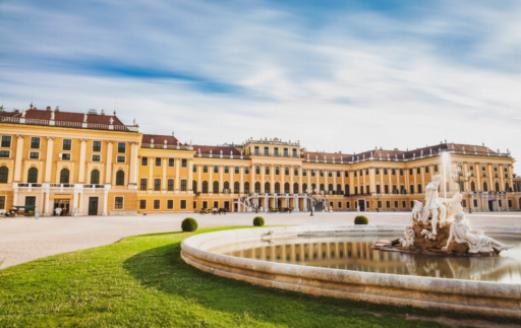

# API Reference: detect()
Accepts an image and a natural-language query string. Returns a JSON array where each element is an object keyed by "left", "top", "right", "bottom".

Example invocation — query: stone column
[
  {"left": 230, "top": 166, "right": 235, "bottom": 193},
  {"left": 332, "top": 170, "right": 337, "bottom": 193},
  {"left": 129, "top": 142, "right": 139, "bottom": 188},
  {"left": 188, "top": 160, "right": 193, "bottom": 192},
  {"left": 14, "top": 135, "right": 24, "bottom": 182},
  {"left": 341, "top": 170, "right": 345, "bottom": 193},
  {"left": 270, "top": 165, "right": 275, "bottom": 193},
  {"left": 197, "top": 166, "right": 202, "bottom": 192},
  {"left": 306, "top": 170, "right": 311, "bottom": 192},
  {"left": 219, "top": 166, "right": 224, "bottom": 193},
  {"left": 289, "top": 166, "right": 294, "bottom": 194},
  {"left": 260, "top": 165, "right": 265, "bottom": 193},
  {"left": 239, "top": 167, "right": 244, "bottom": 193},
  {"left": 162, "top": 158, "right": 167, "bottom": 191},
  {"left": 298, "top": 167, "right": 303, "bottom": 193},
  {"left": 148, "top": 160, "right": 154, "bottom": 190},
  {"left": 369, "top": 168, "right": 376, "bottom": 194},
  {"left": 44, "top": 137, "right": 54, "bottom": 183},
  {"left": 175, "top": 158, "right": 180, "bottom": 192},
  {"left": 78, "top": 139, "right": 87, "bottom": 183},
  {"left": 105, "top": 142, "right": 113, "bottom": 185},
  {"left": 476, "top": 163, "right": 482, "bottom": 192}
]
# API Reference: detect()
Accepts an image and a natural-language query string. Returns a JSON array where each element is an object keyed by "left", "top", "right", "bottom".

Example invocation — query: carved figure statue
[
  {"left": 421, "top": 175, "right": 447, "bottom": 239},
  {"left": 400, "top": 225, "right": 415, "bottom": 248},
  {"left": 443, "top": 211, "right": 508, "bottom": 254}
]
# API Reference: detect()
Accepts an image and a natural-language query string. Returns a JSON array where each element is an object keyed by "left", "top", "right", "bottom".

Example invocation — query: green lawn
[{"left": 0, "top": 227, "right": 450, "bottom": 327}]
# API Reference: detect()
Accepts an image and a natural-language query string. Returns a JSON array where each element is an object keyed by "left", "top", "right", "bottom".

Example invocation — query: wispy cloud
[{"left": 1, "top": 0, "right": 520, "bottom": 171}]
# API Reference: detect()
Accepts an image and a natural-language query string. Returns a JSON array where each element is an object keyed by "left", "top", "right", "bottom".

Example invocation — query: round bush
[
  {"left": 253, "top": 216, "right": 265, "bottom": 227},
  {"left": 181, "top": 217, "right": 198, "bottom": 232},
  {"left": 354, "top": 215, "right": 369, "bottom": 225}
]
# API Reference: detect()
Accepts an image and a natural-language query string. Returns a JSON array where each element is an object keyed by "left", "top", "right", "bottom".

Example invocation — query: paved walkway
[{"left": 1, "top": 211, "right": 520, "bottom": 270}]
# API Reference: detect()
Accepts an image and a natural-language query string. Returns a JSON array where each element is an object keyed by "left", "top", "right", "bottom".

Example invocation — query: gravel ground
[{"left": 1, "top": 211, "right": 520, "bottom": 270}]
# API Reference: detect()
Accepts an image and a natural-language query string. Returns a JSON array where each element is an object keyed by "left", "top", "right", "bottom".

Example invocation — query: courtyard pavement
[{"left": 1, "top": 211, "right": 520, "bottom": 270}]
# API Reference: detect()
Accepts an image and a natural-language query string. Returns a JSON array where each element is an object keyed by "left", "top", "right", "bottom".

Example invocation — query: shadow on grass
[{"left": 122, "top": 238, "right": 454, "bottom": 327}]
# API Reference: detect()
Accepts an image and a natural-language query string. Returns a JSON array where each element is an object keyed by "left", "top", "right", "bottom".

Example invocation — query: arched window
[
  {"left": 274, "top": 182, "right": 280, "bottom": 193},
  {"left": 264, "top": 182, "right": 270, "bottom": 193},
  {"left": 202, "top": 181, "right": 208, "bottom": 193},
  {"left": 192, "top": 180, "right": 197, "bottom": 193},
  {"left": 483, "top": 182, "right": 488, "bottom": 192},
  {"left": 505, "top": 183, "right": 510, "bottom": 192},
  {"left": 223, "top": 181, "right": 230, "bottom": 192},
  {"left": 345, "top": 184, "right": 350, "bottom": 195},
  {"left": 234, "top": 182, "right": 240, "bottom": 193},
  {"left": 303, "top": 183, "right": 308, "bottom": 193},
  {"left": 244, "top": 182, "right": 250, "bottom": 193},
  {"left": 311, "top": 183, "right": 317, "bottom": 193},
  {"left": 284, "top": 182, "right": 290, "bottom": 194},
  {"left": 495, "top": 182, "right": 500, "bottom": 192},
  {"left": 90, "top": 169, "right": 100, "bottom": 185},
  {"left": 115, "top": 170, "right": 125, "bottom": 186},
  {"left": 293, "top": 183, "right": 299, "bottom": 194},
  {"left": 60, "top": 168, "right": 70, "bottom": 184},
  {"left": 470, "top": 181, "right": 476, "bottom": 192},
  {"left": 336, "top": 184, "right": 342, "bottom": 194},
  {"left": 27, "top": 167, "right": 38, "bottom": 183},
  {"left": 254, "top": 182, "right": 260, "bottom": 193},
  {"left": 0, "top": 166, "right": 8, "bottom": 183},
  {"left": 328, "top": 184, "right": 334, "bottom": 193},
  {"left": 213, "top": 181, "right": 219, "bottom": 193}
]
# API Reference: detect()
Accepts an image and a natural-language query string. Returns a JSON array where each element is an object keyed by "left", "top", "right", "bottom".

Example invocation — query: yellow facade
[{"left": 1, "top": 107, "right": 520, "bottom": 216}]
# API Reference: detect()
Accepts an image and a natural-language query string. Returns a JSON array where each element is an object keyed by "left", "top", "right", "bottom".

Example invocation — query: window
[
  {"left": 169, "top": 158, "right": 174, "bottom": 167},
  {"left": 139, "top": 200, "right": 146, "bottom": 209},
  {"left": 410, "top": 185, "right": 414, "bottom": 194},
  {"left": 255, "top": 166, "right": 260, "bottom": 174},
  {"left": 275, "top": 167, "right": 280, "bottom": 175},
  {"left": 153, "top": 200, "right": 160, "bottom": 209},
  {"left": 274, "top": 147, "right": 279, "bottom": 156},
  {"left": 244, "top": 182, "right": 250, "bottom": 193},
  {"left": 155, "top": 158, "right": 161, "bottom": 166},
  {"left": 114, "top": 197, "right": 123, "bottom": 209},
  {"left": 59, "top": 168, "right": 70, "bottom": 184},
  {"left": 168, "top": 179, "right": 174, "bottom": 191},
  {"left": 0, "top": 150, "right": 9, "bottom": 158},
  {"left": 140, "top": 178, "right": 147, "bottom": 191},
  {"left": 141, "top": 157, "right": 148, "bottom": 166},
  {"left": 203, "top": 165, "right": 208, "bottom": 173},
  {"left": 213, "top": 181, "right": 219, "bottom": 193},
  {"left": 181, "top": 179, "right": 187, "bottom": 191},
  {"left": 115, "top": 170, "right": 125, "bottom": 186},
  {"left": 31, "top": 137, "right": 40, "bottom": 149},
  {"left": 292, "top": 148, "right": 297, "bottom": 157},
  {"left": 0, "top": 166, "right": 8, "bottom": 183},
  {"left": 234, "top": 166, "right": 240, "bottom": 174},
  {"left": 283, "top": 148, "right": 289, "bottom": 156},
  {"left": 27, "top": 167, "right": 38, "bottom": 183},
  {"left": 29, "top": 152, "right": 39, "bottom": 159},
  {"left": 167, "top": 200, "right": 174, "bottom": 209},
  {"left": 117, "top": 155, "right": 125, "bottom": 163},
  {"left": 90, "top": 169, "right": 100, "bottom": 184},
  {"left": 154, "top": 179, "right": 161, "bottom": 191},
  {"left": 117, "top": 142, "right": 126, "bottom": 153},
  {"left": 234, "top": 181, "right": 240, "bottom": 193},
  {"left": 182, "top": 159, "right": 187, "bottom": 167},
  {"left": 92, "top": 154, "right": 101, "bottom": 162},
  {"left": 180, "top": 200, "right": 187, "bottom": 209},
  {"left": 254, "top": 146, "right": 259, "bottom": 155},
  {"left": 92, "top": 141, "right": 101, "bottom": 152},
  {"left": 224, "top": 166, "right": 229, "bottom": 174},
  {"left": 264, "top": 147, "right": 269, "bottom": 156},
  {"left": 61, "top": 153, "right": 71, "bottom": 161},
  {"left": 202, "top": 181, "right": 209, "bottom": 193},
  {"left": 61, "top": 139, "right": 71, "bottom": 151},
  {"left": 0, "top": 196, "right": 5, "bottom": 209},
  {"left": 417, "top": 184, "right": 423, "bottom": 193},
  {"left": 1, "top": 136, "right": 11, "bottom": 148},
  {"left": 213, "top": 166, "right": 218, "bottom": 173},
  {"left": 265, "top": 167, "right": 270, "bottom": 175},
  {"left": 285, "top": 167, "right": 289, "bottom": 175}
]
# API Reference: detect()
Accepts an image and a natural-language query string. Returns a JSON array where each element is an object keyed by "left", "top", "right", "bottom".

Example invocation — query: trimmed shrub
[
  {"left": 253, "top": 216, "right": 265, "bottom": 227},
  {"left": 181, "top": 217, "right": 198, "bottom": 232},
  {"left": 354, "top": 215, "right": 369, "bottom": 225}
]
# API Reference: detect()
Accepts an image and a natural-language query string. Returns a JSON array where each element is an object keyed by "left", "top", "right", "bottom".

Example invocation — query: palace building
[{"left": 0, "top": 106, "right": 520, "bottom": 216}]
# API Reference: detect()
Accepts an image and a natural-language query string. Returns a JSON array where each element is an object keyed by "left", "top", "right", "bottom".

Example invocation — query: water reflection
[{"left": 226, "top": 237, "right": 521, "bottom": 283}]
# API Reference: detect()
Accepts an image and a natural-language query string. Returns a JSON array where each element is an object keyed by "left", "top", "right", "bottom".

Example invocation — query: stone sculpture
[{"left": 378, "top": 175, "right": 508, "bottom": 256}]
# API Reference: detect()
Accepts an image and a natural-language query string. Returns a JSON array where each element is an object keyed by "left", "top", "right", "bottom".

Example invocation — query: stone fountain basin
[{"left": 181, "top": 225, "right": 521, "bottom": 319}]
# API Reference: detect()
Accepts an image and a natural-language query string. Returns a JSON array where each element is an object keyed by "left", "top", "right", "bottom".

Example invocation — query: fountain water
[{"left": 440, "top": 151, "right": 451, "bottom": 199}]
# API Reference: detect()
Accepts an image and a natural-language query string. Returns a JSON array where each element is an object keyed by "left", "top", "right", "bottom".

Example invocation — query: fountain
[{"left": 375, "top": 152, "right": 508, "bottom": 256}]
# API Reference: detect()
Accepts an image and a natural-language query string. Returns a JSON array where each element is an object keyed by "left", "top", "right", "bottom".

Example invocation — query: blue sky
[{"left": 1, "top": 0, "right": 521, "bottom": 172}]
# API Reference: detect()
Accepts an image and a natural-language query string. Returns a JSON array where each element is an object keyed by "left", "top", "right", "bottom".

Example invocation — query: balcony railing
[{"left": 0, "top": 116, "right": 139, "bottom": 132}]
